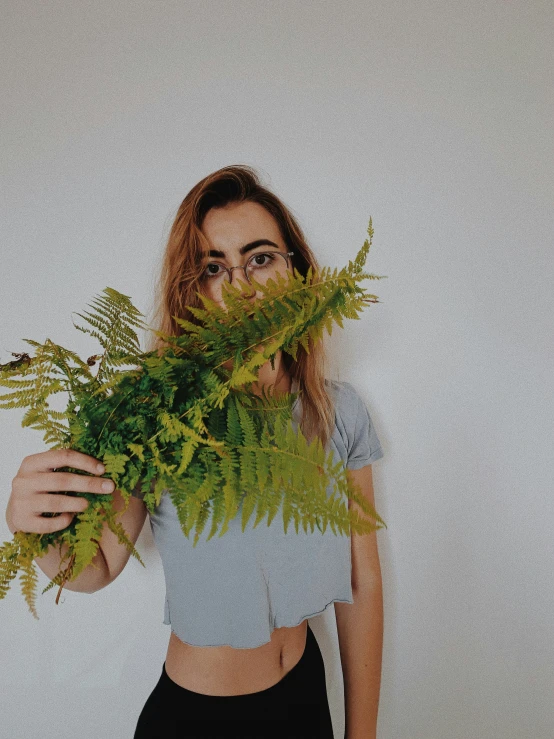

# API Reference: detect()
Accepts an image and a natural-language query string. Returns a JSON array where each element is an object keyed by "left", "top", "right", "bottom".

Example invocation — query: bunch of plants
[{"left": 0, "top": 218, "right": 387, "bottom": 618}]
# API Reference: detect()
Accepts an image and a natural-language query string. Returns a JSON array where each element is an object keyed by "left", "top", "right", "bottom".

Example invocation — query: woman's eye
[{"left": 251, "top": 253, "right": 273, "bottom": 266}]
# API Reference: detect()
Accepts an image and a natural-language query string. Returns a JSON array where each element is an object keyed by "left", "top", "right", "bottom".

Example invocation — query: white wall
[{"left": 1, "top": 1, "right": 552, "bottom": 737}]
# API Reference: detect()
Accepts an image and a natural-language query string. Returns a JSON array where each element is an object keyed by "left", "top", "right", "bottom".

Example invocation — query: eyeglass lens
[{"left": 202, "top": 251, "right": 291, "bottom": 288}]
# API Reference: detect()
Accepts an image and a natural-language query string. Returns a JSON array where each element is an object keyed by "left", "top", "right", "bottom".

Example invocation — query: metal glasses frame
[{"left": 203, "top": 250, "right": 295, "bottom": 287}]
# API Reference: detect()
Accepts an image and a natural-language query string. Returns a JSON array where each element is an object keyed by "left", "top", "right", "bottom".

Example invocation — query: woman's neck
[
  {"left": 222, "top": 350, "right": 292, "bottom": 397},
  {"left": 250, "top": 351, "right": 291, "bottom": 398}
]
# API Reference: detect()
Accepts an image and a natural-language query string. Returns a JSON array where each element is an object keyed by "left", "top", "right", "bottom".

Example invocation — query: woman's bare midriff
[{"left": 164, "top": 619, "right": 308, "bottom": 696}]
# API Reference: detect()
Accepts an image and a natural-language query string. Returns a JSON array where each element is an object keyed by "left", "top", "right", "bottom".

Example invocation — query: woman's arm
[{"left": 335, "top": 463, "right": 384, "bottom": 739}]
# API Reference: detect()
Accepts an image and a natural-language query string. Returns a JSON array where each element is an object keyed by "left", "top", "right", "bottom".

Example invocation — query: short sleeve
[{"left": 341, "top": 382, "right": 384, "bottom": 470}]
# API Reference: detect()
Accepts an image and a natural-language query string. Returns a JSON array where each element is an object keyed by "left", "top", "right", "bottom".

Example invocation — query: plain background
[{"left": 1, "top": 1, "right": 553, "bottom": 738}]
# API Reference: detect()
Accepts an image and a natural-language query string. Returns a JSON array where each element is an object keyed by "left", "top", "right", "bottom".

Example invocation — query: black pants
[{"left": 133, "top": 623, "right": 335, "bottom": 738}]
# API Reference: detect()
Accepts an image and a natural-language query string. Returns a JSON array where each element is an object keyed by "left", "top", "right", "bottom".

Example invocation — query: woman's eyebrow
[{"left": 202, "top": 239, "right": 280, "bottom": 259}]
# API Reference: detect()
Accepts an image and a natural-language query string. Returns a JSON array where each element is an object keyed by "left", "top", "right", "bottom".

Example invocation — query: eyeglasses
[{"left": 199, "top": 250, "right": 295, "bottom": 290}]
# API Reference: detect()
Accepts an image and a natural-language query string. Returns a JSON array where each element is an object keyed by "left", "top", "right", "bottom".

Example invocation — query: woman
[{"left": 5, "top": 165, "right": 385, "bottom": 738}]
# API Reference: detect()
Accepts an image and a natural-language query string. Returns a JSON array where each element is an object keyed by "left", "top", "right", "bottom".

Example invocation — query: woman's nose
[{"left": 231, "top": 269, "right": 256, "bottom": 296}]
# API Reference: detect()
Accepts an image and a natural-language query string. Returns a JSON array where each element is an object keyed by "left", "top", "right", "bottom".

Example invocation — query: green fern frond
[
  {"left": 18, "top": 546, "right": 39, "bottom": 620},
  {"left": 103, "top": 506, "right": 146, "bottom": 568},
  {"left": 72, "top": 288, "right": 148, "bottom": 385},
  {"left": 0, "top": 218, "right": 388, "bottom": 617},
  {"left": 0, "top": 537, "right": 20, "bottom": 600}
]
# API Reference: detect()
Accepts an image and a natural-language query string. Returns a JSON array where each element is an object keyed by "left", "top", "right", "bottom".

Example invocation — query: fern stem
[
  {"left": 95, "top": 310, "right": 124, "bottom": 382},
  {"left": 242, "top": 443, "right": 322, "bottom": 469},
  {"left": 95, "top": 388, "right": 135, "bottom": 443},
  {"left": 212, "top": 325, "right": 289, "bottom": 372},
  {"left": 55, "top": 551, "right": 75, "bottom": 604},
  {"left": 51, "top": 344, "right": 78, "bottom": 405},
  {"left": 222, "top": 271, "right": 357, "bottom": 332},
  {"left": 142, "top": 414, "right": 222, "bottom": 453}
]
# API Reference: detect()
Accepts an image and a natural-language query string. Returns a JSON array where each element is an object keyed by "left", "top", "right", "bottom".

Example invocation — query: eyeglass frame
[{"left": 199, "top": 250, "right": 295, "bottom": 288}]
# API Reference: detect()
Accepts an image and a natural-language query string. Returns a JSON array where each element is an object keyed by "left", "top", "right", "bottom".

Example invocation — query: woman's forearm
[{"left": 335, "top": 578, "right": 384, "bottom": 739}]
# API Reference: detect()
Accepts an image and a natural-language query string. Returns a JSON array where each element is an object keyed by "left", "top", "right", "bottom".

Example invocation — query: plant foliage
[{"left": 0, "top": 218, "right": 388, "bottom": 617}]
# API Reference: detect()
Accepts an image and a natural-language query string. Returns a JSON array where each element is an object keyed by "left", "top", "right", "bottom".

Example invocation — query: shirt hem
[
  {"left": 162, "top": 594, "right": 355, "bottom": 649},
  {"left": 346, "top": 445, "right": 384, "bottom": 470}
]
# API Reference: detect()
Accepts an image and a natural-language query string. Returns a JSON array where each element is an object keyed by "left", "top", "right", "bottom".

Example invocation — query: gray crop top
[{"left": 131, "top": 379, "right": 384, "bottom": 648}]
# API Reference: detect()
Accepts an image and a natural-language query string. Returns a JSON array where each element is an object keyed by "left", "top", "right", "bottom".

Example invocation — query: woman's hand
[{"left": 5, "top": 449, "right": 115, "bottom": 535}]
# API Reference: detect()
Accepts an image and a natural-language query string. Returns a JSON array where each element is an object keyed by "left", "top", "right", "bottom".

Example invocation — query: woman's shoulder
[
  {"left": 324, "top": 379, "right": 384, "bottom": 468},
  {"left": 324, "top": 378, "right": 361, "bottom": 408}
]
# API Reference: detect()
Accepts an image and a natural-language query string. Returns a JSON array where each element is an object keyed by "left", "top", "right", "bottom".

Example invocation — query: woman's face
[{"left": 199, "top": 200, "right": 291, "bottom": 311}]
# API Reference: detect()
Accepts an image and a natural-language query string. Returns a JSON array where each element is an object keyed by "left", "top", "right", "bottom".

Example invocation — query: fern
[{"left": 0, "top": 217, "right": 388, "bottom": 617}]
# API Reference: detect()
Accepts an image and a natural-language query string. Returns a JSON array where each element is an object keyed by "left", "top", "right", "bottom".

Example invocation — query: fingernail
[
  {"left": 96, "top": 464, "right": 105, "bottom": 474},
  {"left": 102, "top": 480, "right": 114, "bottom": 492}
]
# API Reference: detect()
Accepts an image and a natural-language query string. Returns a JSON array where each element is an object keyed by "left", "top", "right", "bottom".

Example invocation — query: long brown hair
[{"left": 145, "top": 164, "right": 335, "bottom": 449}]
